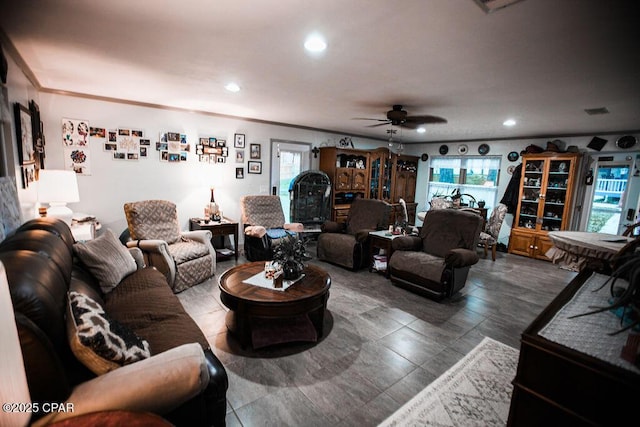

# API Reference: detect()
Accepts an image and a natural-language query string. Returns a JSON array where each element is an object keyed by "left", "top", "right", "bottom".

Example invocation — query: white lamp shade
[
  {"left": 38, "top": 170, "right": 80, "bottom": 225},
  {"left": 38, "top": 170, "right": 80, "bottom": 204}
]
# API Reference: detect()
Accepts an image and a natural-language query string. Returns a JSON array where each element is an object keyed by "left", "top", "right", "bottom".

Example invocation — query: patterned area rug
[{"left": 379, "top": 337, "right": 519, "bottom": 426}]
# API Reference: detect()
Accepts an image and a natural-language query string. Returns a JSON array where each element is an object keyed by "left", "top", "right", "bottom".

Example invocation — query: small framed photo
[
  {"left": 250, "top": 143, "right": 261, "bottom": 159},
  {"left": 235, "top": 150, "right": 244, "bottom": 163},
  {"left": 248, "top": 161, "right": 262, "bottom": 174},
  {"left": 234, "top": 133, "right": 246, "bottom": 148},
  {"left": 21, "top": 164, "right": 36, "bottom": 188},
  {"left": 236, "top": 167, "right": 245, "bottom": 179}
]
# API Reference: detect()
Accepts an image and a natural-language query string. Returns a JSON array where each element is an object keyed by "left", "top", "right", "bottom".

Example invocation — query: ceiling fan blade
[
  {"left": 352, "top": 118, "right": 388, "bottom": 122},
  {"left": 366, "top": 122, "right": 391, "bottom": 128},
  {"left": 405, "top": 115, "right": 448, "bottom": 124},
  {"left": 399, "top": 121, "right": 422, "bottom": 129}
]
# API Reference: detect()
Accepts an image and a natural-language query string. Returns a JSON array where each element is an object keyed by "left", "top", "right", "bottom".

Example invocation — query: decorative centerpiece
[{"left": 272, "top": 234, "right": 308, "bottom": 280}]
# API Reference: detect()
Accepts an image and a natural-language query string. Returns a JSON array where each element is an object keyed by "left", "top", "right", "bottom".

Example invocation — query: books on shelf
[{"left": 373, "top": 254, "right": 387, "bottom": 271}]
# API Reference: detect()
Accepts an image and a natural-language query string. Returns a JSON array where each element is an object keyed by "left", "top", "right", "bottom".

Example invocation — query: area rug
[{"left": 379, "top": 337, "right": 519, "bottom": 427}]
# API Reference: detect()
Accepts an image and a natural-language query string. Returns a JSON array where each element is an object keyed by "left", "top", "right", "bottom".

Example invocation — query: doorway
[
  {"left": 582, "top": 153, "right": 640, "bottom": 234},
  {"left": 270, "top": 140, "right": 311, "bottom": 222}
]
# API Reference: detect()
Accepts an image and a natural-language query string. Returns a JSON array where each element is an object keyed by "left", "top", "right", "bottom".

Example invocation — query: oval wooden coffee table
[{"left": 218, "top": 262, "right": 331, "bottom": 349}]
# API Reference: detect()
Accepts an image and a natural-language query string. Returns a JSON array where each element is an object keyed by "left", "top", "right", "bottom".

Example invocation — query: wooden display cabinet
[
  {"left": 508, "top": 152, "right": 580, "bottom": 260},
  {"left": 319, "top": 147, "right": 369, "bottom": 223},
  {"left": 392, "top": 155, "right": 418, "bottom": 203},
  {"left": 369, "top": 148, "right": 393, "bottom": 201},
  {"left": 319, "top": 146, "right": 419, "bottom": 224}
]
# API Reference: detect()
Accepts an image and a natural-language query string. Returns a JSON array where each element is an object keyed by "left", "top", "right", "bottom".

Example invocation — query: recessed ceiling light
[
  {"left": 503, "top": 119, "right": 516, "bottom": 127},
  {"left": 416, "top": 127, "right": 426, "bottom": 134},
  {"left": 304, "top": 34, "right": 327, "bottom": 52},
  {"left": 224, "top": 82, "right": 240, "bottom": 92}
]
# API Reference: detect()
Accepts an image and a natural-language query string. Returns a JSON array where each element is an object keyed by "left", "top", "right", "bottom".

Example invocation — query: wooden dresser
[{"left": 507, "top": 269, "right": 640, "bottom": 426}]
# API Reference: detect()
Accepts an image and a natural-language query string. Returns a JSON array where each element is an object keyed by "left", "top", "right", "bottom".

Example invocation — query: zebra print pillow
[{"left": 66, "top": 291, "right": 151, "bottom": 375}]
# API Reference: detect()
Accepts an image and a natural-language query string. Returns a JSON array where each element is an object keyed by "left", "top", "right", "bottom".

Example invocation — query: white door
[
  {"left": 582, "top": 152, "right": 640, "bottom": 234},
  {"left": 270, "top": 140, "right": 311, "bottom": 222}
]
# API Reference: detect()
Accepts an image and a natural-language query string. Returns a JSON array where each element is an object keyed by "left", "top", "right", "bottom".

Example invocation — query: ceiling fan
[{"left": 354, "top": 104, "right": 447, "bottom": 129}]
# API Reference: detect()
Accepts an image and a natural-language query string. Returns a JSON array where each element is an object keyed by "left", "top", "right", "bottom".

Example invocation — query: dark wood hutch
[{"left": 319, "top": 146, "right": 419, "bottom": 225}]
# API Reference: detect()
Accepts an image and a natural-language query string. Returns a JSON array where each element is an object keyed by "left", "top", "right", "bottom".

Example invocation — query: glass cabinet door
[
  {"left": 382, "top": 156, "right": 392, "bottom": 200},
  {"left": 518, "top": 159, "right": 544, "bottom": 230},
  {"left": 370, "top": 156, "right": 381, "bottom": 199},
  {"left": 542, "top": 159, "right": 570, "bottom": 231}
]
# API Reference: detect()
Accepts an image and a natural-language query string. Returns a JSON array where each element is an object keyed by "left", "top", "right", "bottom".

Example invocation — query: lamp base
[{"left": 47, "top": 203, "right": 73, "bottom": 225}]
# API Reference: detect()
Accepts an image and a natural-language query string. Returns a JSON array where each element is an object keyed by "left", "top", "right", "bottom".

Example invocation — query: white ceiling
[{"left": 1, "top": 0, "right": 639, "bottom": 144}]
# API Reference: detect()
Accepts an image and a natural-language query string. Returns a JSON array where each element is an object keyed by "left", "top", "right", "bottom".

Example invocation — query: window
[{"left": 427, "top": 155, "right": 501, "bottom": 209}]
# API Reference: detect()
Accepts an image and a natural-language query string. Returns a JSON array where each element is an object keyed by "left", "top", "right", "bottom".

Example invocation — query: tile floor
[{"left": 177, "top": 243, "right": 576, "bottom": 426}]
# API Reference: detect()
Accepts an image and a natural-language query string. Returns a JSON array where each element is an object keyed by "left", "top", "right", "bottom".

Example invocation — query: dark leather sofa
[{"left": 0, "top": 218, "right": 228, "bottom": 426}]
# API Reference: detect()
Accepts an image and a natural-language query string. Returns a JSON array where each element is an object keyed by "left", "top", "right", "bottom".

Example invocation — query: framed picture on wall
[
  {"left": 13, "top": 103, "right": 35, "bottom": 165},
  {"left": 234, "top": 133, "right": 245, "bottom": 148},
  {"left": 250, "top": 143, "right": 261, "bottom": 159},
  {"left": 236, "top": 167, "right": 244, "bottom": 179},
  {"left": 248, "top": 161, "right": 262, "bottom": 174},
  {"left": 21, "top": 163, "right": 36, "bottom": 188}
]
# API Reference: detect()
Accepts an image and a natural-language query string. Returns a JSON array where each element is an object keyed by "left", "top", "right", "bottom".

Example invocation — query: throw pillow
[
  {"left": 73, "top": 229, "right": 137, "bottom": 293},
  {"left": 66, "top": 291, "right": 151, "bottom": 375}
]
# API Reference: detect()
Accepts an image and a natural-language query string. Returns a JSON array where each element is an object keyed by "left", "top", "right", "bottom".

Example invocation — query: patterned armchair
[
  {"left": 478, "top": 203, "right": 508, "bottom": 261},
  {"left": 240, "top": 195, "right": 303, "bottom": 261},
  {"left": 0, "top": 177, "right": 22, "bottom": 242},
  {"left": 317, "top": 198, "right": 391, "bottom": 270},
  {"left": 123, "top": 200, "right": 215, "bottom": 293}
]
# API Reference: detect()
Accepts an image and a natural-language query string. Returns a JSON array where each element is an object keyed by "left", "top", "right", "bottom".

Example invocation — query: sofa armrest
[
  {"left": 354, "top": 228, "right": 376, "bottom": 243},
  {"left": 126, "top": 239, "right": 175, "bottom": 285},
  {"left": 392, "top": 235, "right": 422, "bottom": 251},
  {"left": 33, "top": 343, "right": 209, "bottom": 426},
  {"left": 321, "top": 221, "right": 344, "bottom": 233},
  {"left": 445, "top": 248, "right": 480, "bottom": 267},
  {"left": 244, "top": 225, "right": 266, "bottom": 238},
  {"left": 127, "top": 247, "right": 146, "bottom": 269},
  {"left": 284, "top": 222, "right": 304, "bottom": 233},
  {"left": 181, "top": 230, "right": 212, "bottom": 243}
]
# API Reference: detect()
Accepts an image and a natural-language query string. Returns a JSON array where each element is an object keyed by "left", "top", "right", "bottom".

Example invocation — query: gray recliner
[
  {"left": 317, "top": 198, "right": 391, "bottom": 270},
  {"left": 389, "top": 209, "right": 483, "bottom": 300}
]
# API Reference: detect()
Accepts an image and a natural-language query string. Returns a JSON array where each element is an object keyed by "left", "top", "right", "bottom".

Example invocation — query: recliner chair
[
  {"left": 123, "top": 200, "right": 216, "bottom": 293},
  {"left": 240, "top": 195, "right": 304, "bottom": 261},
  {"left": 389, "top": 209, "right": 483, "bottom": 300},
  {"left": 316, "top": 198, "right": 391, "bottom": 270}
]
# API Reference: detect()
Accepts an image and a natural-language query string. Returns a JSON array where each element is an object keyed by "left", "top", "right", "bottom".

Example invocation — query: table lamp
[{"left": 38, "top": 169, "right": 80, "bottom": 225}]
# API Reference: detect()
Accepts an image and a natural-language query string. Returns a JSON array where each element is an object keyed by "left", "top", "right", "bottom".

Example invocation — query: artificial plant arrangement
[{"left": 272, "top": 234, "right": 310, "bottom": 280}]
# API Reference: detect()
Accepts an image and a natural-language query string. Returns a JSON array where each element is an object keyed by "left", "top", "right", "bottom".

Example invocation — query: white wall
[{"left": 35, "top": 93, "right": 386, "bottom": 236}]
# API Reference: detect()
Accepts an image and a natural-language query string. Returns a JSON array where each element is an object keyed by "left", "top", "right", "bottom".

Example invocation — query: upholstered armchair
[
  {"left": 317, "top": 198, "right": 391, "bottom": 270},
  {"left": 123, "top": 200, "right": 215, "bottom": 293},
  {"left": 0, "top": 177, "right": 22, "bottom": 242},
  {"left": 240, "top": 195, "right": 304, "bottom": 261},
  {"left": 388, "top": 209, "right": 483, "bottom": 300},
  {"left": 478, "top": 203, "right": 508, "bottom": 261}
]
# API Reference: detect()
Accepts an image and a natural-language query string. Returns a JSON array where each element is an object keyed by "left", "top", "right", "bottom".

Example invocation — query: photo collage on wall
[
  {"left": 157, "top": 132, "right": 191, "bottom": 162},
  {"left": 90, "top": 126, "right": 150, "bottom": 161},
  {"left": 62, "top": 118, "right": 91, "bottom": 175},
  {"left": 195, "top": 137, "right": 228, "bottom": 164}
]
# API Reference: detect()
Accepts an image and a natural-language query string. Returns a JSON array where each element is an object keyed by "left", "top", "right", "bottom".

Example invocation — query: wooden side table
[
  {"left": 368, "top": 230, "right": 404, "bottom": 277},
  {"left": 189, "top": 217, "right": 239, "bottom": 260}
]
